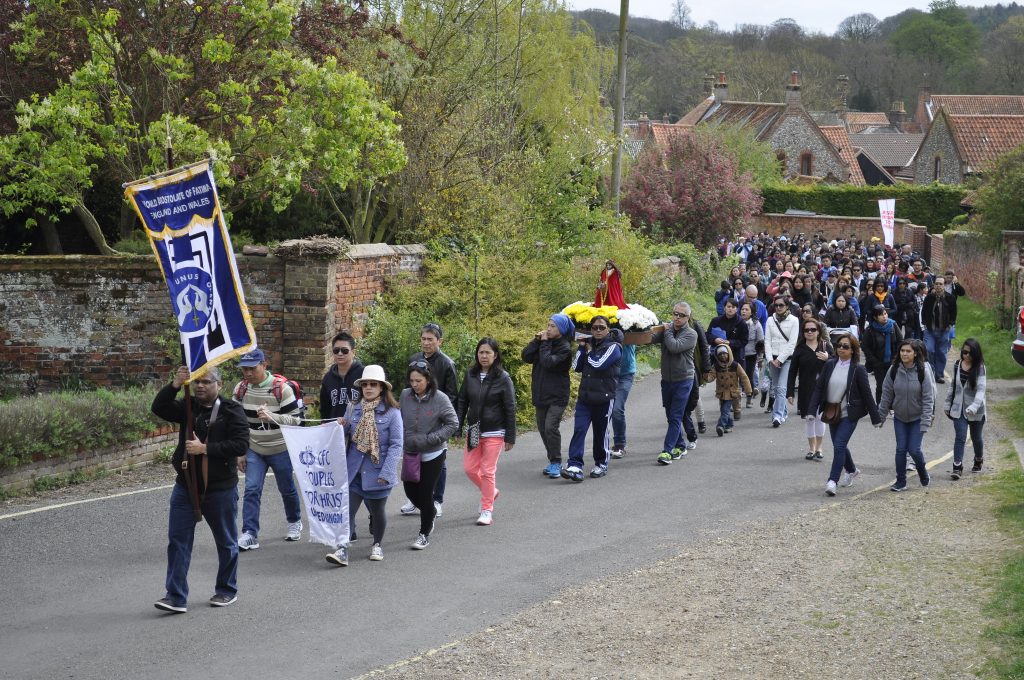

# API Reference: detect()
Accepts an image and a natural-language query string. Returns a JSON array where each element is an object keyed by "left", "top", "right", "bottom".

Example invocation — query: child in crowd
[{"left": 703, "top": 345, "right": 752, "bottom": 437}]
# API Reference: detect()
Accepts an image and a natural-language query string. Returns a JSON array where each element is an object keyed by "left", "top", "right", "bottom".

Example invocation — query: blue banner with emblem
[{"left": 124, "top": 160, "right": 256, "bottom": 378}]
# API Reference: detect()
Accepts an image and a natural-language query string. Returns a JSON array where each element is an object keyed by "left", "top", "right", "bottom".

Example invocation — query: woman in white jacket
[
  {"left": 764, "top": 296, "right": 800, "bottom": 427},
  {"left": 944, "top": 338, "right": 987, "bottom": 478}
]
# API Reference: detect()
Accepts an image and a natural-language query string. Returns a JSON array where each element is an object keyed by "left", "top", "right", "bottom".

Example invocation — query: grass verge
[
  {"left": 985, "top": 451, "right": 1024, "bottom": 678},
  {"left": 954, "top": 299, "right": 1024, "bottom": 380}
]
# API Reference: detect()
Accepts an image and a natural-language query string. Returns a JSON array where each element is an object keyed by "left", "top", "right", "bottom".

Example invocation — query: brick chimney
[
  {"left": 785, "top": 70, "right": 801, "bottom": 108},
  {"left": 835, "top": 75, "right": 849, "bottom": 113},
  {"left": 888, "top": 101, "right": 906, "bottom": 131},
  {"left": 915, "top": 86, "right": 932, "bottom": 129},
  {"left": 713, "top": 72, "right": 728, "bottom": 105},
  {"left": 637, "top": 112, "right": 651, "bottom": 138},
  {"left": 703, "top": 73, "right": 714, "bottom": 97}
]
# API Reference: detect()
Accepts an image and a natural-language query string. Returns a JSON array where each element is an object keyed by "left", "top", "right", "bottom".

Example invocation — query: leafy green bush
[
  {"left": 761, "top": 184, "right": 968, "bottom": 232},
  {"left": 0, "top": 388, "right": 163, "bottom": 471}
]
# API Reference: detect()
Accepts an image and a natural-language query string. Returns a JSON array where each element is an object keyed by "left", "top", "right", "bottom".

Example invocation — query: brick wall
[
  {"left": 1003, "top": 232, "right": 1024, "bottom": 327},
  {"left": 0, "top": 242, "right": 426, "bottom": 393}
]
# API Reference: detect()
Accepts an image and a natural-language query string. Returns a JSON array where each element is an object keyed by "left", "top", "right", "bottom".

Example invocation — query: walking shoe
[
  {"left": 399, "top": 500, "right": 418, "bottom": 515},
  {"left": 734, "top": 411, "right": 742, "bottom": 421},
  {"left": 814, "top": 451, "right": 824, "bottom": 460},
  {"left": 412, "top": 533, "right": 430, "bottom": 550},
  {"left": 920, "top": 472, "right": 931, "bottom": 488},
  {"left": 716, "top": 425, "right": 725, "bottom": 437},
  {"left": 746, "top": 396, "right": 753, "bottom": 408},
  {"left": 657, "top": 451, "right": 673, "bottom": 465},
  {"left": 544, "top": 462, "right": 561, "bottom": 478},
  {"left": 951, "top": 464, "right": 963, "bottom": 480},
  {"left": 698, "top": 422, "right": 707, "bottom": 434},
  {"left": 906, "top": 459, "right": 916, "bottom": 472},
  {"left": 839, "top": 468, "right": 860, "bottom": 487},
  {"left": 369, "top": 543, "right": 384, "bottom": 561},
  {"left": 767, "top": 397, "right": 775, "bottom": 413},
  {"left": 685, "top": 441, "right": 697, "bottom": 451},
  {"left": 890, "top": 482, "right": 907, "bottom": 492},
  {"left": 209, "top": 593, "right": 237, "bottom": 607},
  {"left": 825, "top": 480, "right": 837, "bottom": 496},
  {"left": 285, "top": 520, "right": 303, "bottom": 542},
  {"left": 434, "top": 501, "right": 443, "bottom": 518},
  {"left": 670, "top": 447, "right": 686, "bottom": 460},
  {"left": 326, "top": 546, "right": 349, "bottom": 566},
  {"left": 935, "top": 377, "right": 946, "bottom": 384},
  {"left": 154, "top": 597, "right": 187, "bottom": 614},
  {"left": 610, "top": 447, "right": 625, "bottom": 459},
  {"left": 238, "top": 532, "right": 260, "bottom": 551},
  {"left": 476, "top": 510, "right": 493, "bottom": 526},
  {"left": 561, "top": 465, "right": 584, "bottom": 482},
  {"left": 805, "top": 451, "right": 815, "bottom": 460},
  {"left": 972, "top": 458, "right": 983, "bottom": 473},
  {"left": 724, "top": 427, "right": 733, "bottom": 433},
  {"left": 772, "top": 419, "right": 781, "bottom": 428},
  {"left": 589, "top": 464, "right": 608, "bottom": 478},
  {"left": 760, "top": 391, "right": 768, "bottom": 408}
]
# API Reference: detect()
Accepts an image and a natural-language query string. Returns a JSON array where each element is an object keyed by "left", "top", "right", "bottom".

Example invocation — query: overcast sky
[{"left": 569, "top": 0, "right": 935, "bottom": 34}]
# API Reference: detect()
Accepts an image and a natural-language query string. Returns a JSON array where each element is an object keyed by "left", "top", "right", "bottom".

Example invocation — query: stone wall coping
[
  {"left": 391, "top": 244, "right": 428, "bottom": 255},
  {"left": 759, "top": 213, "right": 911, "bottom": 225},
  {"left": 346, "top": 243, "right": 401, "bottom": 259}
]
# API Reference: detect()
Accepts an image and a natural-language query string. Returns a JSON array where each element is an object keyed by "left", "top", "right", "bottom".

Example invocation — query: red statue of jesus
[{"left": 595, "top": 260, "right": 629, "bottom": 309}]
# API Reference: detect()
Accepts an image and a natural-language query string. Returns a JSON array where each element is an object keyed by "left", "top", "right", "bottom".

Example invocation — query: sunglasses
[
  {"left": 409, "top": 360, "right": 429, "bottom": 370},
  {"left": 837, "top": 344, "right": 852, "bottom": 350},
  {"left": 803, "top": 328, "right": 818, "bottom": 333},
  {"left": 591, "top": 325, "right": 609, "bottom": 331},
  {"left": 361, "top": 381, "right": 381, "bottom": 388},
  {"left": 774, "top": 303, "right": 786, "bottom": 309},
  {"left": 961, "top": 349, "right": 971, "bottom": 355},
  {"left": 332, "top": 346, "right": 352, "bottom": 355},
  {"left": 671, "top": 312, "right": 689, "bottom": 318}
]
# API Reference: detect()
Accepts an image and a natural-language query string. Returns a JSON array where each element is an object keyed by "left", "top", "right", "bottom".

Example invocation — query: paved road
[{"left": 0, "top": 374, "right": 957, "bottom": 680}]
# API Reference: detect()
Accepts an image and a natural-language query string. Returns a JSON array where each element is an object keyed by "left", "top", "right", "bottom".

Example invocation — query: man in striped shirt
[{"left": 234, "top": 349, "right": 304, "bottom": 551}]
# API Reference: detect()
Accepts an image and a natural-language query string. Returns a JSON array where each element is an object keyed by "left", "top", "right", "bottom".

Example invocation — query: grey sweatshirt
[
  {"left": 878, "top": 362, "right": 936, "bottom": 431},
  {"left": 652, "top": 324, "right": 697, "bottom": 382}
]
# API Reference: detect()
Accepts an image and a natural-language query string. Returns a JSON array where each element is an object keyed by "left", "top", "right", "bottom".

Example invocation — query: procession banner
[
  {"left": 878, "top": 198, "right": 896, "bottom": 248},
  {"left": 281, "top": 423, "right": 349, "bottom": 548},
  {"left": 123, "top": 161, "right": 256, "bottom": 378}
]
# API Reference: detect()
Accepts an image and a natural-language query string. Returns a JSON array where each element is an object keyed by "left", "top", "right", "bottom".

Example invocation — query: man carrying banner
[
  {"left": 234, "top": 349, "right": 305, "bottom": 551},
  {"left": 152, "top": 366, "right": 249, "bottom": 613}
]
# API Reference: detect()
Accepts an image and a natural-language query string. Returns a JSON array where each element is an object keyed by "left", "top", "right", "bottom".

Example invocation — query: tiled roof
[
  {"left": 697, "top": 101, "right": 786, "bottom": 140},
  {"left": 947, "top": 114, "right": 1024, "bottom": 173},
  {"left": 928, "top": 95, "right": 1024, "bottom": 119},
  {"left": 819, "top": 126, "right": 865, "bottom": 185},
  {"left": 848, "top": 133, "right": 925, "bottom": 168},
  {"left": 844, "top": 112, "right": 890, "bottom": 132},
  {"left": 650, "top": 122, "right": 689, "bottom": 148},
  {"left": 676, "top": 96, "right": 715, "bottom": 127}
]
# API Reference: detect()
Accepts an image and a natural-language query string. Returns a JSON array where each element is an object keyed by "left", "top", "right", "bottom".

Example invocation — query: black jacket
[
  {"left": 706, "top": 313, "right": 749, "bottom": 361},
  {"left": 807, "top": 359, "right": 882, "bottom": 424},
  {"left": 862, "top": 322, "right": 904, "bottom": 373},
  {"left": 921, "top": 292, "right": 957, "bottom": 331},
  {"left": 573, "top": 329, "right": 623, "bottom": 405},
  {"left": 151, "top": 383, "right": 250, "bottom": 491},
  {"left": 456, "top": 368, "right": 517, "bottom": 445},
  {"left": 786, "top": 341, "right": 833, "bottom": 417},
  {"left": 318, "top": 361, "right": 365, "bottom": 420},
  {"left": 409, "top": 350, "right": 459, "bottom": 405},
  {"left": 521, "top": 335, "right": 572, "bottom": 407}
]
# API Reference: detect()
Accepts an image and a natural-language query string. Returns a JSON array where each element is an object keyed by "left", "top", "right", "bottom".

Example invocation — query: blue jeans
[
  {"left": 893, "top": 418, "right": 927, "bottom": 486},
  {"left": 952, "top": 414, "right": 985, "bottom": 466},
  {"left": 717, "top": 399, "right": 734, "bottom": 429},
  {"left": 165, "top": 483, "right": 238, "bottom": 607},
  {"left": 242, "top": 449, "right": 301, "bottom": 537},
  {"left": 767, "top": 360, "right": 791, "bottom": 422},
  {"left": 924, "top": 328, "right": 951, "bottom": 379},
  {"left": 661, "top": 379, "right": 694, "bottom": 453},
  {"left": 827, "top": 417, "right": 859, "bottom": 483},
  {"left": 611, "top": 372, "right": 636, "bottom": 448},
  {"left": 568, "top": 400, "right": 612, "bottom": 468}
]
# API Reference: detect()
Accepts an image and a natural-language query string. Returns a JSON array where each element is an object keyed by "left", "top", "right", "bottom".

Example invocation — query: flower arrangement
[{"left": 560, "top": 301, "right": 660, "bottom": 331}]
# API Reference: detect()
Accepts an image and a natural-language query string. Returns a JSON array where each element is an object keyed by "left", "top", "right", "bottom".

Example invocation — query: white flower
[{"left": 616, "top": 303, "right": 660, "bottom": 331}]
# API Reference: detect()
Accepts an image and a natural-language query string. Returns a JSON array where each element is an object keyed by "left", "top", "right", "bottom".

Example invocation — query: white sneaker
[
  {"left": 609, "top": 447, "right": 625, "bottom": 459},
  {"left": 369, "top": 543, "right": 384, "bottom": 561},
  {"left": 825, "top": 480, "right": 837, "bottom": 496},
  {"left": 412, "top": 533, "right": 430, "bottom": 550},
  {"left": 399, "top": 500, "right": 417, "bottom": 515},
  {"left": 326, "top": 546, "right": 348, "bottom": 566},
  {"left": 839, "top": 468, "right": 860, "bottom": 487},
  {"left": 433, "top": 501, "right": 443, "bottom": 518},
  {"left": 238, "top": 532, "right": 260, "bottom": 551},
  {"left": 685, "top": 441, "right": 697, "bottom": 450},
  {"left": 285, "top": 520, "right": 302, "bottom": 541},
  {"left": 477, "top": 510, "right": 493, "bottom": 526}
]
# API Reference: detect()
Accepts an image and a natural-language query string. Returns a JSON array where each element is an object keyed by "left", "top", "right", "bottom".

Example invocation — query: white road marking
[{"left": 0, "top": 484, "right": 175, "bottom": 521}]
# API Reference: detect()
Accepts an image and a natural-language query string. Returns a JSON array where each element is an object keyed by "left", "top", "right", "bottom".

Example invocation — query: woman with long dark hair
[
  {"left": 807, "top": 335, "right": 881, "bottom": 496},
  {"left": 399, "top": 363, "right": 458, "bottom": 550},
  {"left": 457, "top": 338, "right": 516, "bottom": 526},
  {"left": 944, "top": 338, "right": 988, "bottom": 478},
  {"left": 787, "top": 318, "right": 833, "bottom": 461},
  {"left": 878, "top": 340, "right": 935, "bottom": 491}
]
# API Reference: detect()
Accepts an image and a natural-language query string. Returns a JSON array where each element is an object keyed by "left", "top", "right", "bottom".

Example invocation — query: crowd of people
[{"left": 149, "top": 232, "right": 988, "bottom": 614}]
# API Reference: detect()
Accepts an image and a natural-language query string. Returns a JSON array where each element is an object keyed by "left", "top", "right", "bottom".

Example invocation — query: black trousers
[{"left": 403, "top": 451, "right": 446, "bottom": 536}]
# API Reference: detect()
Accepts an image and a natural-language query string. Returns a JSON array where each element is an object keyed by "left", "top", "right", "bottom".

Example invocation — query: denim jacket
[{"left": 344, "top": 402, "right": 404, "bottom": 492}]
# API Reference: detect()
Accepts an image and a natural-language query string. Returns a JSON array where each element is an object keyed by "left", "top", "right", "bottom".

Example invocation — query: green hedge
[
  {"left": 760, "top": 185, "right": 968, "bottom": 232},
  {"left": 0, "top": 388, "right": 163, "bottom": 471}
]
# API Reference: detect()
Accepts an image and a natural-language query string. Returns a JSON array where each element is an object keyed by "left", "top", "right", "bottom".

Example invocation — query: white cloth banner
[
  {"left": 280, "top": 423, "right": 349, "bottom": 548},
  {"left": 878, "top": 198, "right": 896, "bottom": 247}
]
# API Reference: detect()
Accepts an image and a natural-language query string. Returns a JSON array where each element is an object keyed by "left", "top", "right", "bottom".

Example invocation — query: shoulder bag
[{"left": 821, "top": 365, "right": 850, "bottom": 425}]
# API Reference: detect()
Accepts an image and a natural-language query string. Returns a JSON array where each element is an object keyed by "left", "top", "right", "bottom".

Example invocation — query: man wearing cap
[
  {"left": 151, "top": 365, "right": 249, "bottom": 613},
  {"left": 400, "top": 323, "right": 458, "bottom": 515},
  {"left": 234, "top": 348, "right": 305, "bottom": 551},
  {"left": 522, "top": 314, "right": 574, "bottom": 477}
]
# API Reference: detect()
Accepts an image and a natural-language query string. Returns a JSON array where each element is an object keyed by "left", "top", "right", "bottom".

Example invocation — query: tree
[
  {"left": 620, "top": 130, "right": 762, "bottom": 247},
  {"left": 985, "top": 15, "right": 1024, "bottom": 91},
  {"left": 0, "top": 1, "right": 406, "bottom": 253},
  {"left": 974, "top": 145, "right": 1024, "bottom": 245},
  {"left": 670, "top": 0, "right": 693, "bottom": 31},
  {"left": 890, "top": 0, "right": 980, "bottom": 74},
  {"left": 836, "top": 13, "right": 880, "bottom": 42}
]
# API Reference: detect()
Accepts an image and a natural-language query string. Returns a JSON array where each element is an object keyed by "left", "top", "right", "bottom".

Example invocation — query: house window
[
  {"left": 776, "top": 150, "right": 787, "bottom": 175},
  {"left": 799, "top": 152, "right": 813, "bottom": 176},
  {"left": 933, "top": 156, "right": 941, "bottom": 181}
]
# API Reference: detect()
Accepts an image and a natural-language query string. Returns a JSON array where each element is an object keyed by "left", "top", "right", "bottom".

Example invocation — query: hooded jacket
[
  {"left": 318, "top": 361, "right": 366, "bottom": 420},
  {"left": 703, "top": 344, "right": 752, "bottom": 401},
  {"left": 521, "top": 333, "right": 573, "bottom": 407},
  {"left": 573, "top": 329, "right": 623, "bottom": 405},
  {"left": 878, "top": 361, "right": 936, "bottom": 431}
]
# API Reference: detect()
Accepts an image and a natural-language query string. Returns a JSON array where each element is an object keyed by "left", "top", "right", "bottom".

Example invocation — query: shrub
[{"left": 0, "top": 388, "right": 163, "bottom": 471}]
